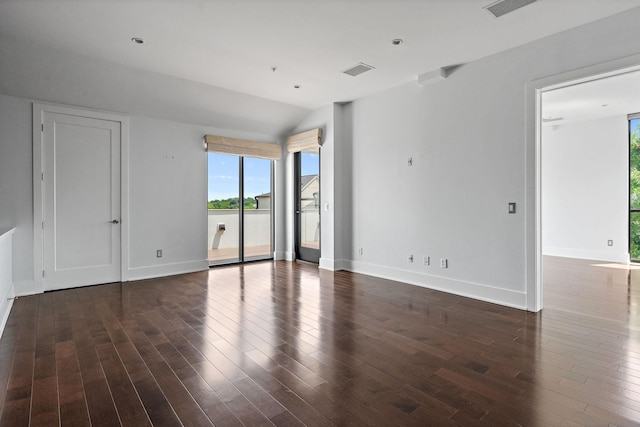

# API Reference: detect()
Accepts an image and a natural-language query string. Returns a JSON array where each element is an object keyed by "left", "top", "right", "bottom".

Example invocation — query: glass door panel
[
  {"left": 296, "top": 150, "right": 320, "bottom": 263},
  {"left": 243, "top": 157, "right": 272, "bottom": 260},
  {"left": 630, "top": 117, "right": 640, "bottom": 260},
  {"left": 208, "top": 153, "right": 240, "bottom": 265}
]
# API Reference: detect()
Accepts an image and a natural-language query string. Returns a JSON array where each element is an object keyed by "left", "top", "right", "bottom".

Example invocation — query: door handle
[{"left": 110, "top": 219, "right": 119, "bottom": 224}]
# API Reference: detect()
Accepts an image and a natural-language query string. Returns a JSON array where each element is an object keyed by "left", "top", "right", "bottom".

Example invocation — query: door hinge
[
  {"left": 41, "top": 123, "right": 44, "bottom": 132},
  {"left": 42, "top": 221, "right": 44, "bottom": 229},
  {"left": 41, "top": 173, "right": 44, "bottom": 181},
  {"left": 42, "top": 270, "right": 45, "bottom": 278}
]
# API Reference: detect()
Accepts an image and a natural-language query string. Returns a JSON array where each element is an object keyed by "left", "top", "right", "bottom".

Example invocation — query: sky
[{"left": 208, "top": 152, "right": 319, "bottom": 201}]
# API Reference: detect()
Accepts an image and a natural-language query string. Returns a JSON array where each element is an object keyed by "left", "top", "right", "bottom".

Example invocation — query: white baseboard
[
  {"left": 0, "top": 299, "right": 13, "bottom": 339},
  {"left": 344, "top": 260, "right": 527, "bottom": 310},
  {"left": 319, "top": 258, "right": 347, "bottom": 271},
  {"left": 319, "top": 258, "right": 334, "bottom": 271},
  {"left": 126, "top": 260, "right": 209, "bottom": 281},
  {"left": 543, "top": 246, "right": 629, "bottom": 264},
  {"left": 14, "top": 279, "right": 39, "bottom": 297},
  {"left": 334, "top": 259, "right": 347, "bottom": 271},
  {"left": 0, "top": 283, "right": 14, "bottom": 339}
]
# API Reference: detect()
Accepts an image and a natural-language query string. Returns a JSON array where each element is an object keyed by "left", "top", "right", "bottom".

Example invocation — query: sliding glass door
[
  {"left": 243, "top": 157, "right": 272, "bottom": 261},
  {"left": 208, "top": 153, "right": 240, "bottom": 264},
  {"left": 208, "top": 153, "right": 272, "bottom": 265}
]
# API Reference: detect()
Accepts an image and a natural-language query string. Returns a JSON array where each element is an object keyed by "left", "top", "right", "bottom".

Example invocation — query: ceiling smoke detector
[
  {"left": 484, "top": 0, "right": 538, "bottom": 18},
  {"left": 342, "top": 63, "right": 375, "bottom": 77}
]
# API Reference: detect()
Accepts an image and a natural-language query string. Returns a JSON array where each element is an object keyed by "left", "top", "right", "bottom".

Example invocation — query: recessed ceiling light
[
  {"left": 131, "top": 37, "right": 145, "bottom": 45},
  {"left": 392, "top": 39, "right": 403, "bottom": 46}
]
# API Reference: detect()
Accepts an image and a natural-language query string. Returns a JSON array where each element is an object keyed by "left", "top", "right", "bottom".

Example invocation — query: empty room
[{"left": 1, "top": 0, "right": 640, "bottom": 425}]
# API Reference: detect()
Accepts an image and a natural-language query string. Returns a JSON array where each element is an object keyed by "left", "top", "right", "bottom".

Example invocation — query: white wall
[
  {"left": 334, "top": 103, "right": 353, "bottom": 266},
  {"left": 127, "top": 115, "right": 209, "bottom": 279},
  {"left": 0, "top": 92, "right": 286, "bottom": 293},
  {"left": 0, "top": 35, "right": 305, "bottom": 292},
  {"left": 343, "top": 8, "right": 640, "bottom": 309},
  {"left": 0, "top": 95, "right": 32, "bottom": 287},
  {"left": 542, "top": 117, "right": 628, "bottom": 262},
  {"left": 347, "top": 76, "right": 527, "bottom": 307},
  {"left": 274, "top": 142, "right": 288, "bottom": 260},
  {"left": 0, "top": 229, "right": 15, "bottom": 337}
]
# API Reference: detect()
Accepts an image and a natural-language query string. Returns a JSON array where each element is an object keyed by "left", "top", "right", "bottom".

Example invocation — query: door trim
[
  {"left": 33, "top": 103, "right": 130, "bottom": 293},
  {"left": 294, "top": 151, "right": 321, "bottom": 264},
  {"left": 526, "top": 53, "right": 640, "bottom": 312}
]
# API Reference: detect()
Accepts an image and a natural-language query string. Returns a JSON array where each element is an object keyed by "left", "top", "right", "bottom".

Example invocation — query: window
[{"left": 629, "top": 115, "right": 640, "bottom": 259}]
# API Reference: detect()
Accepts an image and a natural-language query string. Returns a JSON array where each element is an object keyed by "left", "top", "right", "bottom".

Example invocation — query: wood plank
[{"left": 0, "top": 257, "right": 639, "bottom": 425}]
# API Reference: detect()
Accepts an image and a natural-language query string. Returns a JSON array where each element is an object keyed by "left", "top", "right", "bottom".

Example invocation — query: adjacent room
[{"left": 1, "top": 0, "right": 640, "bottom": 425}]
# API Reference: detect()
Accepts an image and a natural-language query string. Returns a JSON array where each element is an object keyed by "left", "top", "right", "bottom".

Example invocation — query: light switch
[{"left": 508, "top": 202, "right": 516, "bottom": 214}]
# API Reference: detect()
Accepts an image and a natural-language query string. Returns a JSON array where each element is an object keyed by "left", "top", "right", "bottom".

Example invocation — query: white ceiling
[
  {"left": 1, "top": 0, "right": 640, "bottom": 110},
  {"left": 542, "top": 69, "right": 640, "bottom": 126}
]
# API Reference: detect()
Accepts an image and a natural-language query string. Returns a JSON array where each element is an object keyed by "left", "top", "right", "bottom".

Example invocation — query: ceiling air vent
[
  {"left": 342, "top": 63, "right": 375, "bottom": 77},
  {"left": 484, "top": 0, "right": 537, "bottom": 18}
]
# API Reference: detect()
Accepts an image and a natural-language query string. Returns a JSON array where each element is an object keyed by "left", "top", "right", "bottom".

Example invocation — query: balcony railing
[{"left": 208, "top": 209, "right": 319, "bottom": 262}]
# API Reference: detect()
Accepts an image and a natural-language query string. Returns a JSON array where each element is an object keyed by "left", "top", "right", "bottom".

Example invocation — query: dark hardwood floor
[{"left": 0, "top": 257, "right": 639, "bottom": 426}]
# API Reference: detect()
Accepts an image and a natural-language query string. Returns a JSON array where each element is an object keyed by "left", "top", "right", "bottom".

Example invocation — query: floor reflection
[
  {"left": 95, "top": 257, "right": 640, "bottom": 425},
  {"left": 99, "top": 257, "right": 640, "bottom": 424},
  {"left": 540, "top": 256, "right": 640, "bottom": 425},
  {"left": 6, "top": 255, "right": 640, "bottom": 425}
]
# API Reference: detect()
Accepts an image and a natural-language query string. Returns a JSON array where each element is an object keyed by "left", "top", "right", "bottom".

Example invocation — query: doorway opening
[
  {"left": 535, "top": 62, "right": 640, "bottom": 311},
  {"left": 295, "top": 149, "right": 320, "bottom": 263},
  {"left": 207, "top": 153, "right": 273, "bottom": 265}
]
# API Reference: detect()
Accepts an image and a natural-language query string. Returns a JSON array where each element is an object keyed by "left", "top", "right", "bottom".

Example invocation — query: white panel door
[{"left": 43, "top": 112, "right": 121, "bottom": 290}]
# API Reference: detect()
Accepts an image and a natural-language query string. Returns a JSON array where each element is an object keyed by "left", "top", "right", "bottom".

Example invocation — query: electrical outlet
[
  {"left": 156, "top": 249, "right": 163, "bottom": 258},
  {"left": 440, "top": 258, "right": 448, "bottom": 268},
  {"left": 608, "top": 240, "right": 613, "bottom": 247},
  {"left": 358, "top": 247, "right": 363, "bottom": 255},
  {"left": 408, "top": 254, "right": 414, "bottom": 263},
  {"left": 423, "top": 256, "right": 430, "bottom": 266}
]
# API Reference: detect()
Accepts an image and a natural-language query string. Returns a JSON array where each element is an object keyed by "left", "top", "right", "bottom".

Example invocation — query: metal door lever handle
[{"left": 110, "top": 219, "right": 119, "bottom": 224}]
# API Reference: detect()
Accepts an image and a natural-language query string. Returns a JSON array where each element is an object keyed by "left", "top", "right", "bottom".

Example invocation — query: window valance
[
  {"left": 286, "top": 128, "right": 323, "bottom": 153},
  {"left": 205, "top": 134, "right": 281, "bottom": 160}
]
